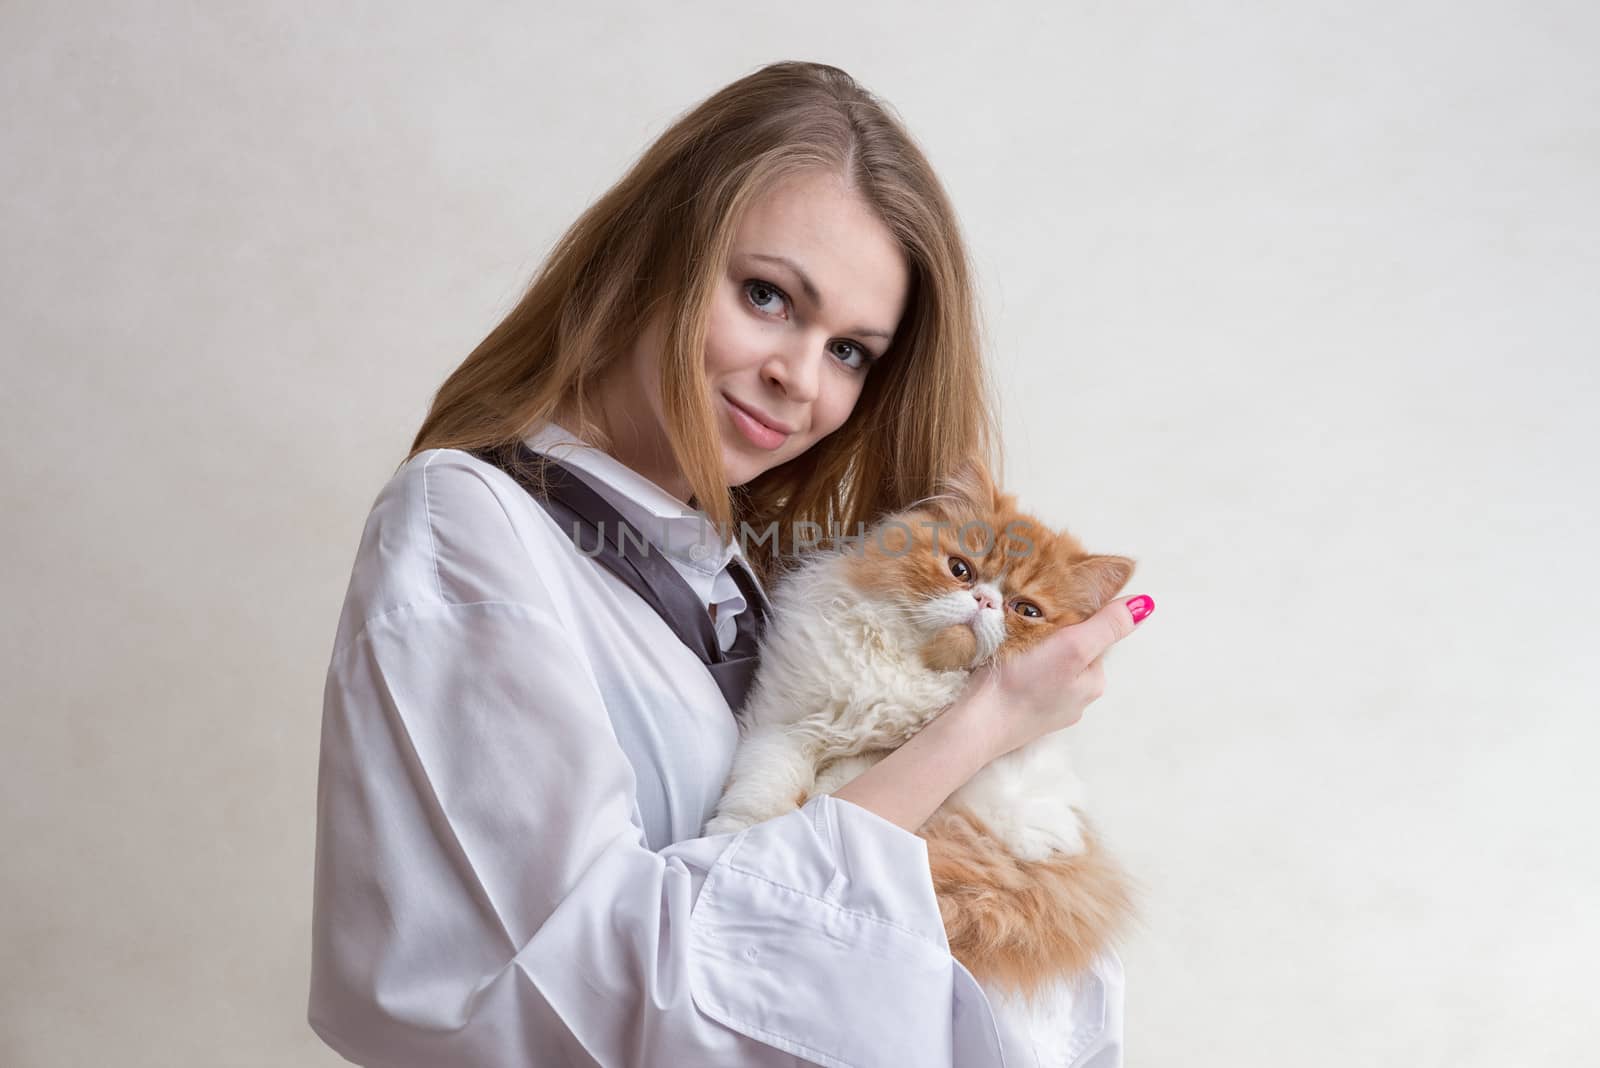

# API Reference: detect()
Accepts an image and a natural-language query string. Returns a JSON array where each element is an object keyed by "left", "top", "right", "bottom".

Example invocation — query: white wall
[{"left": 3, "top": 2, "right": 1595, "bottom": 1065}]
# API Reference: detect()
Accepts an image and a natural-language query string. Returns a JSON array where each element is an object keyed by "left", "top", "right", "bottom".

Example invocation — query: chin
[
  {"left": 720, "top": 446, "right": 764, "bottom": 489},
  {"left": 720, "top": 436, "right": 795, "bottom": 488},
  {"left": 918, "top": 624, "right": 979, "bottom": 673}
]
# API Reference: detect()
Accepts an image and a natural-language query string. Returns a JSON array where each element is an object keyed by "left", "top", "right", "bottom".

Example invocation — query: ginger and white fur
[
  {"left": 707, "top": 551, "right": 1087, "bottom": 861},
  {"left": 707, "top": 467, "right": 1136, "bottom": 1006}
]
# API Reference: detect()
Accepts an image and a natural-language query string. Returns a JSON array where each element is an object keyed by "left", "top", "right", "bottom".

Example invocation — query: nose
[
  {"left": 972, "top": 588, "right": 999, "bottom": 612},
  {"left": 761, "top": 337, "right": 822, "bottom": 404}
]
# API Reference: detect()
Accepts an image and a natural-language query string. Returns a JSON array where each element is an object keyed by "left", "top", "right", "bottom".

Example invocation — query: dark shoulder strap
[{"left": 469, "top": 443, "right": 767, "bottom": 708}]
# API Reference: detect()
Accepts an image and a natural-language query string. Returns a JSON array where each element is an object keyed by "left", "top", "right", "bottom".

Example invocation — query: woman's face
[
  {"left": 605, "top": 169, "right": 910, "bottom": 498},
  {"left": 704, "top": 169, "right": 910, "bottom": 487}
]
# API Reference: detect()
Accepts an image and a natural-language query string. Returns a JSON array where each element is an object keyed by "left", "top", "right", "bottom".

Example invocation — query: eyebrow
[{"left": 748, "top": 252, "right": 895, "bottom": 341}]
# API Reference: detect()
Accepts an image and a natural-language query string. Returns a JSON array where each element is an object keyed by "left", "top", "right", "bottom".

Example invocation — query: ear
[
  {"left": 1073, "top": 554, "right": 1137, "bottom": 608},
  {"left": 934, "top": 457, "right": 1000, "bottom": 513}
]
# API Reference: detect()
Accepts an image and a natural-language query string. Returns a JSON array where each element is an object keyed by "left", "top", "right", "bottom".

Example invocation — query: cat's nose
[{"left": 972, "top": 588, "right": 999, "bottom": 612}]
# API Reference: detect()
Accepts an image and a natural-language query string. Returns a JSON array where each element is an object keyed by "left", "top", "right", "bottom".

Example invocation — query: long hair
[{"left": 408, "top": 60, "right": 999, "bottom": 579}]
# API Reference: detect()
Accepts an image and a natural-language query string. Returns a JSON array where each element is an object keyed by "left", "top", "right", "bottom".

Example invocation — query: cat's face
[{"left": 845, "top": 464, "right": 1135, "bottom": 672}]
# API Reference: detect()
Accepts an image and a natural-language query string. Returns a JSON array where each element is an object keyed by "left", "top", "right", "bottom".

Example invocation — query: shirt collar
[{"left": 521, "top": 420, "right": 744, "bottom": 577}]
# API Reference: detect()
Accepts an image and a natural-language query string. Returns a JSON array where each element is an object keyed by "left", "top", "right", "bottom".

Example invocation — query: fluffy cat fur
[{"left": 706, "top": 463, "right": 1137, "bottom": 1001}]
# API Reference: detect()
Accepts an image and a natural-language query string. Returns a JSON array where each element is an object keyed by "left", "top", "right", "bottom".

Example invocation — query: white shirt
[
  {"left": 308, "top": 424, "right": 1118, "bottom": 1066},
  {"left": 518, "top": 422, "right": 749, "bottom": 652}
]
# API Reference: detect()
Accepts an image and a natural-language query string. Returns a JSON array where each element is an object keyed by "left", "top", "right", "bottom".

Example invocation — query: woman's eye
[
  {"left": 947, "top": 556, "right": 973, "bottom": 583},
  {"left": 830, "top": 339, "right": 870, "bottom": 371},
  {"left": 744, "top": 280, "right": 788, "bottom": 317},
  {"left": 744, "top": 279, "right": 875, "bottom": 373},
  {"left": 1010, "top": 600, "right": 1043, "bottom": 619}
]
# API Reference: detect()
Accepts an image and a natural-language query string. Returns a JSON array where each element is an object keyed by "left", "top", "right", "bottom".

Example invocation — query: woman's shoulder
[{"left": 329, "top": 447, "right": 572, "bottom": 652}]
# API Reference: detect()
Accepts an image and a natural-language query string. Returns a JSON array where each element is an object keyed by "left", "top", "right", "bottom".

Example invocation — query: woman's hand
[
  {"left": 828, "top": 594, "right": 1153, "bottom": 834},
  {"left": 955, "top": 594, "right": 1155, "bottom": 763}
]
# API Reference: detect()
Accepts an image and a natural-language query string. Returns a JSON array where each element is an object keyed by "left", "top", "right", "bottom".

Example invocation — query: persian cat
[{"left": 706, "top": 464, "right": 1136, "bottom": 1055}]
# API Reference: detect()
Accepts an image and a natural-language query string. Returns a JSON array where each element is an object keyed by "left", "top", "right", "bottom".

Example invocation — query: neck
[{"left": 570, "top": 372, "right": 694, "bottom": 504}]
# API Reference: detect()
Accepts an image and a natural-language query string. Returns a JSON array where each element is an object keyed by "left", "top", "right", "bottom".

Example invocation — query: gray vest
[{"left": 472, "top": 443, "right": 770, "bottom": 712}]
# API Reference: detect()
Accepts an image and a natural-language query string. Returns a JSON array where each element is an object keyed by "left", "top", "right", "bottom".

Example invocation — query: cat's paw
[
  {"left": 703, "top": 811, "right": 751, "bottom": 836},
  {"left": 992, "top": 818, "right": 1086, "bottom": 862},
  {"left": 812, "top": 753, "right": 879, "bottom": 795}
]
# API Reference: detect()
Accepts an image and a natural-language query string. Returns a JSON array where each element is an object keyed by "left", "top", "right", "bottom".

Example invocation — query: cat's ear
[
  {"left": 1073, "top": 554, "right": 1137, "bottom": 608},
  {"left": 935, "top": 457, "right": 1000, "bottom": 513}
]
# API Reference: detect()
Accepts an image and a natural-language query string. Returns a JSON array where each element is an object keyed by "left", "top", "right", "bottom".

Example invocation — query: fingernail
[{"left": 1127, "top": 595, "right": 1154, "bottom": 624}]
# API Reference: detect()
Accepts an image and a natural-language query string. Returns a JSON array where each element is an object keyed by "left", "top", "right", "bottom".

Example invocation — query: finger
[
  {"left": 1061, "top": 594, "right": 1154, "bottom": 672},
  {"left": 1078, "top": 658, "right": 1107, "bottom": 703}
]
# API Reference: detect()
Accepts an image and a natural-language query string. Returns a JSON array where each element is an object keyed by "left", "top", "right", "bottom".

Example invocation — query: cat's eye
[
  {"left": 1011, "top": 600, "right": 1044, "bottom": 619},
  {"left": 947, "top": 556, "right": 974, "bottom": 583}
]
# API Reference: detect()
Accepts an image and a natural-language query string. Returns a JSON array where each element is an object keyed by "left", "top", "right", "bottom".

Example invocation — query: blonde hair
[{"left": 408, "top": 60, "right": 999, "bottom": 578}]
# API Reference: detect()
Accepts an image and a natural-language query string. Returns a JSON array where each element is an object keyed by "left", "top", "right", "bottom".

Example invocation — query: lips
[
  {"left": 723, "top": 394, "right": 794, "bottom": 451},
  {"left": 724, "top": 395, "right": 795, "bottom": 435}
]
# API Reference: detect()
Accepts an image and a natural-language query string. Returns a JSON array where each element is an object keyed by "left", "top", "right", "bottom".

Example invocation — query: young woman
[{"left": 308, "top": 61, "right": 1154, "bottom": 1067}]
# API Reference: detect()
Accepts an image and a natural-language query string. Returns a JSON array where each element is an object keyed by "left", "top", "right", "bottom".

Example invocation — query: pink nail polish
[{"left": 1127, "top": 595, "right": 1154, "bottom": 624}]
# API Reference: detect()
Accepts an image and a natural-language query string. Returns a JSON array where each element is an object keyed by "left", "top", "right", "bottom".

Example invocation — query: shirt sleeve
[{"left": 307, "top": 456, "right": 1007, "bottom": 1067}]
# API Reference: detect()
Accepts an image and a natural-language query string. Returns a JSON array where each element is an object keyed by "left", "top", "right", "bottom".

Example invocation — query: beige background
[{"left": 3, "top": 2, "right": 1596, "bottom": 1065}]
